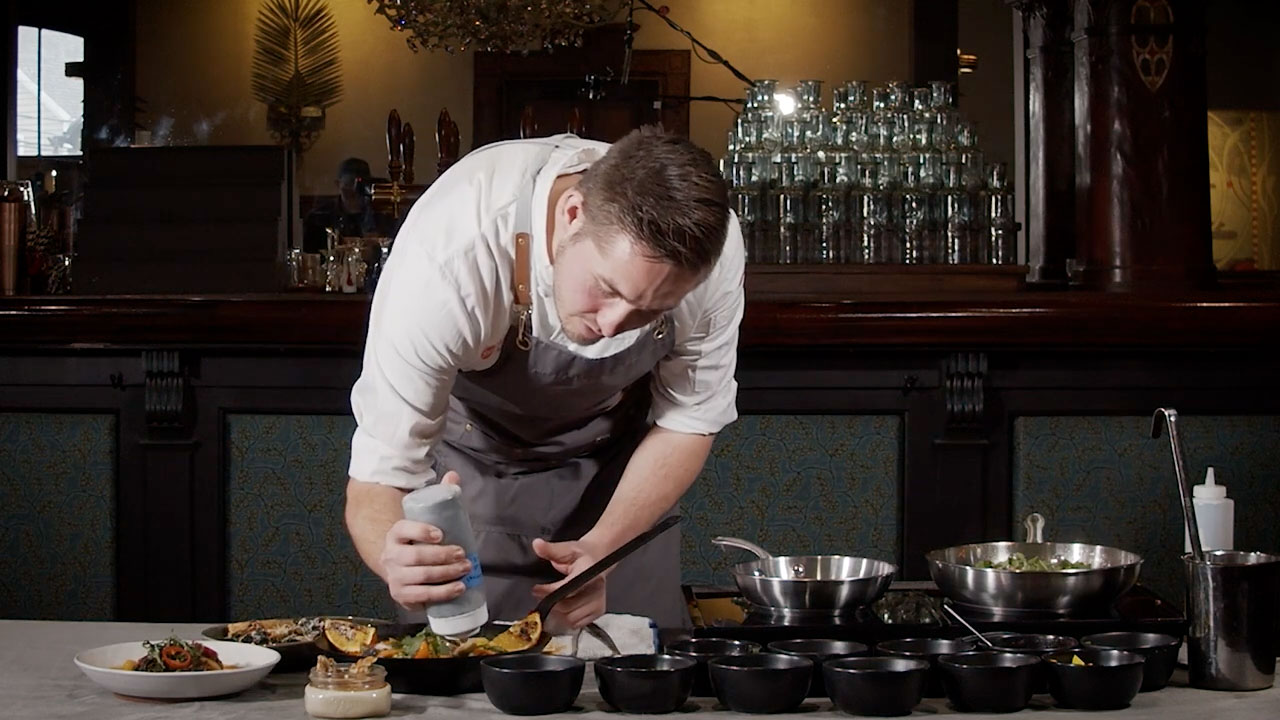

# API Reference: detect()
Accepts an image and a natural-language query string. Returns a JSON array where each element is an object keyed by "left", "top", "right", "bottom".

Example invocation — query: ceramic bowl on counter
[
  {"left": 984, "top": 632, "right": 1078, "bottom": 693},
  {"left": 480, "top": 654, "right": 585, "bottom": 716},
  {"left": 665, "top": 637, "right": 759, "bottom": 697},
  {"left": 594, "top": 654, "right": 697, "bottom": 714},
  {"left": 708, "top": 653, "right": 813, "bottom": 714},
  {"left": 875, "top": 637, "right": 977, "bottom": 697},
  {"left": 767, "top": 638, "right": 868, "bottom": 698},
  {"left": 824, "top": 656, "right": 929, "bottom": 717},
  {"left": 938, "top": 650, "right": 1040, "bottom": 713},
  {"left": 1081, "top": 631, "right": 1180, "bottom": 692},
  {"left": 75, "top": 639, "right": 280, "bottom": 700},
  {"left": 1044, "top": 648, "right": 1145, "bottom": 710}
]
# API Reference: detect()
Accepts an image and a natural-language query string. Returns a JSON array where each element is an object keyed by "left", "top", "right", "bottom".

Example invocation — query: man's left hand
[{"left": 530, "top": 537, "right": 608, "bottom": 632}]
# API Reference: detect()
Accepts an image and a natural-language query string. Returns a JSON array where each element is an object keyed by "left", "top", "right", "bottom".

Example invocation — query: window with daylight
[{"left": 16, "top": 25, "right": 85, "bottom": 156}]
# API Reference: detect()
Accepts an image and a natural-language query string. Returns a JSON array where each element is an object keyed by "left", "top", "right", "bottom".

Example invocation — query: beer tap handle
[
  {"left": 386, "top": 109, "right": 403, "bottom": 184},
  {"left": 402, "top": 123, "right": 416, "bottom": 185}
]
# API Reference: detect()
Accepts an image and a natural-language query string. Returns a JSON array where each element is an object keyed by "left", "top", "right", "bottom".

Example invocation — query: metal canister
[{"left": 1185, "top": 550, "right": 1280, "bottom": 690}]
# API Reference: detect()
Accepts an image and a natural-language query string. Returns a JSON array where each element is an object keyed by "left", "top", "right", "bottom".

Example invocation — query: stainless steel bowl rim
[
  {"left": 732, "top": 556, "right": 899, "bottom": 580},
  {"left": 924, "top": 542, "right": 1143, "bottom": 572}
]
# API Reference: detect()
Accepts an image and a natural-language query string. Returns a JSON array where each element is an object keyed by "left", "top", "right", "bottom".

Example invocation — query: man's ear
[{"left": 562, "top": 188, "right": 587, "bottom": 228}]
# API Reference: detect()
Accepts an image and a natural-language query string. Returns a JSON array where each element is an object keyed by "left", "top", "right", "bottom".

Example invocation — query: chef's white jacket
[{"left": 348, "top": 134, "right": 746, "bottom": 489}]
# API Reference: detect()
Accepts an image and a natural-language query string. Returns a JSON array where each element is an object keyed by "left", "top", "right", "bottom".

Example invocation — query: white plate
[{"left": 74, "top": 639, "right": 281, "bottom": 699}]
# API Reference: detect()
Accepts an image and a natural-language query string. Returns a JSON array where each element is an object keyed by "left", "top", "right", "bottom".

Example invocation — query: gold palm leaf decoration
[{"left": 251, "top": 0, "right": 343, "bottom": 153}]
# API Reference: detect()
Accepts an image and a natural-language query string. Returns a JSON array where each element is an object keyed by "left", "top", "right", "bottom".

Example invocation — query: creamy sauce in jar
[
  {"left": 304, "top": 659, "right": 392, "bottom": 718},
  {"left": 304, "top": 681, "right": 391, "bottom": 718}
]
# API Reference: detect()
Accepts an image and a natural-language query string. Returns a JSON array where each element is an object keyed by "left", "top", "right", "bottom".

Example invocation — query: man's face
[
  {"left": 551, "top": 222, "right": 700, "bottom": 346},
  {"left": 338, "top": 173, "right": 362, "bottom": 205}
]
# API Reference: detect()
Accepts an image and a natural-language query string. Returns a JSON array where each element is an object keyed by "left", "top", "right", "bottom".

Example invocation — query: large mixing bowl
[
  {"left": 714, "top": 537, "right": 897, "bottom": 613},
  {"left": 926, "top": 540, "right": 1142, "bottom": 614}
]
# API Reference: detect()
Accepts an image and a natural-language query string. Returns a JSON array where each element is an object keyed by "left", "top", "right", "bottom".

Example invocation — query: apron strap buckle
[
  {"left": 515, "top": 306, "right": 533, "bottom": 350},
  {"left": 652, "top": 314, "right": 668, "bottom": 340}
]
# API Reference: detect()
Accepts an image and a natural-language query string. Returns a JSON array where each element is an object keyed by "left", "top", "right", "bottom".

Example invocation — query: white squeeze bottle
[
  {"left": 401, "top": 483, "right": 489, "bottom": 636},
  {"left": 1184, "top": 466, "right": 1234, "bottom": 553}
]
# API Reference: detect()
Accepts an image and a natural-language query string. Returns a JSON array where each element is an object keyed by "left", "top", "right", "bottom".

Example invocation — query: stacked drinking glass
[{"left": 723, "top": 79, "right": 1017, "bottom": 265}]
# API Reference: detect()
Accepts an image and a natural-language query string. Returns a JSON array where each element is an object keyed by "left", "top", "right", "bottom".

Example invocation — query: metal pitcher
[{"left": 1185, "top": 550, "right": 1280, "bottom": 691}]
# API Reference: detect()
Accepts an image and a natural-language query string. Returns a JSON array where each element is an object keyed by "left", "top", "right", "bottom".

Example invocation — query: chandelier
[{"left": 366, "top": 0, "right": 630, "bottom": 54}]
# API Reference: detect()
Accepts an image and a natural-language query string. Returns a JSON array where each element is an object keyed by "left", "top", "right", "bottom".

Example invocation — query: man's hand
[
  {"left": 530, "top": 537, "right": 609, "bottom": 632},
  {"left": 380, "top": 471, "right": 473, "bottom": 611}
]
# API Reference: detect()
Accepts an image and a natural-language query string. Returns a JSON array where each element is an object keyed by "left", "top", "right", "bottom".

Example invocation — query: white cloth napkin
[{"left": 542, "top": 613, "right": 657, "bottom": 659}]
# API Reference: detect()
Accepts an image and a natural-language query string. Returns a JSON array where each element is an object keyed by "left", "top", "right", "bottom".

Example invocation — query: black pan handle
[{"left": 533, "top": 515, "right": 681, "bottom": 620}]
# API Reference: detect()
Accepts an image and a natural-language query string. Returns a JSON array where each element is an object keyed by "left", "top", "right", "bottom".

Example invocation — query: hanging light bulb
[{"left": 774, "top": 91, "right": 798, "bottom": 116}]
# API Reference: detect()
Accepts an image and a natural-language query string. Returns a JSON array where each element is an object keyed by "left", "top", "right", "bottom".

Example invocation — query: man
[
  {"left": 344, "top": 127, "right": 744, "bottom": 631},
  {"left": 303, "top": 157, "right": 392, "bottom": 253}
]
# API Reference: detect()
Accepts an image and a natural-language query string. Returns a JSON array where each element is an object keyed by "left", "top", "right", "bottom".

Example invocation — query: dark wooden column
[
  {"left": 1072, "top": 0, "right": 1214, "bottom": 292},
  {"left": 1018, "top": 0, "right": 1074, "bottom": 285}
]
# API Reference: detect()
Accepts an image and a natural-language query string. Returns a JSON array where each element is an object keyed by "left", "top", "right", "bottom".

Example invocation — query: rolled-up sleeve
[
  {"left": 348, "top": 248, "right": 479, "bottom": 489},
  {"left": 649, "top": 214, "right": 746, "bottom": 435}
]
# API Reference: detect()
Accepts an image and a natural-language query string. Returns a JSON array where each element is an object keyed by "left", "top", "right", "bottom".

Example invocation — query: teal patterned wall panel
[
  {"left": 0, "top": 413, "right": 115, "bottom": 620},
  {"left": 227, "top": 414, "right": 395, "bottom": 620},
  {"left": 1013, "top": 415, "right": 1280, "bottom": 606},
  {"left": 226, "top": 413, "right": 901, "bottom": 615},
  {"left": 681, "top": 415, "right": 901, "bottom": 586}
]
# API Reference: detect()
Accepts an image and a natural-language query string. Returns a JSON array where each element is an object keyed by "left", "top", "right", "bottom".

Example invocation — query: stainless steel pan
[
  {"left": 925, "top": 513, "right": 1142, "bottom": 614},
  {"left": 713, "top": 537, "right": 897, "bottom": 612}
]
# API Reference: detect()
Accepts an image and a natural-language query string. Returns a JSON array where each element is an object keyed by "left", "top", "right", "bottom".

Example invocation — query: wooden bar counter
[{"left": 2, "top": 278, "right": 1278, "bottom": 350}]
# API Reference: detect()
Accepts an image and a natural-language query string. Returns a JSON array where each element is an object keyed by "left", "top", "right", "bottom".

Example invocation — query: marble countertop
[{"left": 6, "top": 619, "right": 1277, "bottom": 719}]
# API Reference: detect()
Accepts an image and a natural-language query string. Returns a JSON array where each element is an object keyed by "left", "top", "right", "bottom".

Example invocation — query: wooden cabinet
[{"left": 473, "top": 24, "right": 690, "bottom": 145}]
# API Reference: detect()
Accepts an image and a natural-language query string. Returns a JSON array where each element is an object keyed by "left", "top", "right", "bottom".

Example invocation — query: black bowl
[
  {"left": 938, "top": 650, "right": 1040, "bottom": 713},
  {"left": 665, "top": 638, "right": 760, "bottom": 697},
  {"left": 987, "top": 632, "right": 1079, "bottom": 655},
  {"left": 824, "top": 656, "right": 929, "bottom": 717},
  {"left": 1081, "top": 632, "right": 1180, "bottom": 692},
  {"left": 767, "top": 639, "right": 868, "bottom": 697},
  {"left": 709, "top": 653, "right": 813, "bottom": 714},
  {"left": 1044, "top": 648, "right": 1145, "bottom": 710},
  {"left": 595, "top": 654, "right": 696, "bottom": 714},
  {"left": 481, "top": 654, "right": 585, "bottom": 716},
  {"left": 986, "top": 632, "right": 1078, "bottom": 693},
  {"left": 875, "top": 637, "right": 977, "bottom": 697}
]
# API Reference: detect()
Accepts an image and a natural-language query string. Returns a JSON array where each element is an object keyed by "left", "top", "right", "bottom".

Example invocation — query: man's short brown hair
[{"left": 576, "top": 126, "right": 730, "bottom": 274}]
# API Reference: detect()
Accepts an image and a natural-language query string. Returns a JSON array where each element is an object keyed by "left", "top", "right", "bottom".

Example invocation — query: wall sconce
[{"left": 958, "top": 48, "right": 979, "bottom": 74}]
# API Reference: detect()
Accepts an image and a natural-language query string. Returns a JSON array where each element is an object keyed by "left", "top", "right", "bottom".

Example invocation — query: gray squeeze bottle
[{"left": 400, "top": 482, "right": 488, "bottom": 636}]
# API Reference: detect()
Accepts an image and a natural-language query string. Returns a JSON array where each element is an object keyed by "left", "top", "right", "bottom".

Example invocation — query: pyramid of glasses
[{"left": 722, "top": 79, "right": 1017, "bottom": 265}]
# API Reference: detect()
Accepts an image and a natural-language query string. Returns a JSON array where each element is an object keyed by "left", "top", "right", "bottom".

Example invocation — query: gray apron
[{"left": 408, "top": 144, "right": 687, "bottom": 629}]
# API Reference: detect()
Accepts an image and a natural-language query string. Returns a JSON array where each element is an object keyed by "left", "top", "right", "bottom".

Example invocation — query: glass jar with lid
[{"left": 304, "top": 660, "right": 392, "bottom": 719}]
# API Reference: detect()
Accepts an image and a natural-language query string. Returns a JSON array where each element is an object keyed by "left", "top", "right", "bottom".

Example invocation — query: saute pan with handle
[
  {"left": 317, "top": 515, "right": 680, "bottom": 695},
  {"left": 925, "top": 513, "right": 1142, "bottom": 615},
  {"left": 712, "top": 536, "right": 897, "bottom": 613}
]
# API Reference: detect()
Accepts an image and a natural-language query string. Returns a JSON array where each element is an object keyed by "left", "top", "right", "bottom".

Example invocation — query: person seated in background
[{"left": 303, "top": 157, "right": 394, "bottom": 253}]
